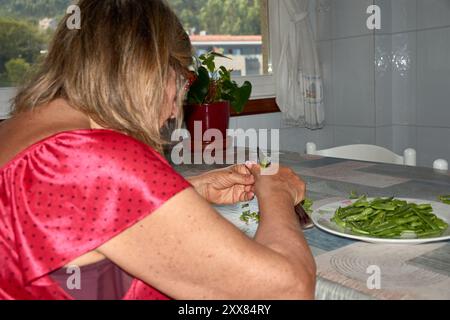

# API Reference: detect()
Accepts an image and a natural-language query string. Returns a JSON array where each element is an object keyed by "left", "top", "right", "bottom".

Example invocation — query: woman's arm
[
  {"left": 96, "top": 165, "right": 316, "bottom": 300},
  {"left": 250, "top": 165, "right": 316, "bottom": 292}
]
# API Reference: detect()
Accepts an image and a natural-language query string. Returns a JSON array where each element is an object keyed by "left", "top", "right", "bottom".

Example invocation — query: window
[
  {"left": 0, "top": 1, "right": 72, "bottom": 118},
  {"left": 0, "top": 0, "right": 279, "bottom": 118},
  {"left": 169, "top": 0, "right": 272, "bottom": 77},
  {"left": 0, "top": 1, "right": 71, "bottom": 88}
]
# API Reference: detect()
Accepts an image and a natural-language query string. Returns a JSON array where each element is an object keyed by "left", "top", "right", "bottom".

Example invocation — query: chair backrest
[
  {"left": 433, "top": 159, "right": 449, "bottom": 171},
  {"left": 306, "top": 143, "right": 417, "bottom": 166}
]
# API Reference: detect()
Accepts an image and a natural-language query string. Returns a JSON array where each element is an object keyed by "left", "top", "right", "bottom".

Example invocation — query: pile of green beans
[
  {"left": 439, "top": 195, "right": 450, "bottom": 205},
  {"left": 331, "top": 196, "right": 449, "bottom": 239}
]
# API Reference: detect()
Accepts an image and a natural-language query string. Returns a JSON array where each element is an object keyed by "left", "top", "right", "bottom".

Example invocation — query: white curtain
[{"left": 275, "top": 0, "right": 325, "bottom": 129}]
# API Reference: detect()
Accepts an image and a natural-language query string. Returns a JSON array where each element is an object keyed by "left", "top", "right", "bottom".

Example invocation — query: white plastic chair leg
[
  {"left": 306, "top": 142, "right": 317, "bottom": 155},
  {"left": 404, "top": 148, "right": 417, "bottom": 166}
]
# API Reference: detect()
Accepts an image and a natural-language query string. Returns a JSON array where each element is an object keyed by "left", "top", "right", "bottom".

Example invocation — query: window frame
[
  {"left": 231, "top": 0, "right": 282, "bottom": 116},
  {"left": 234, "top": 0, "right": 279, "bottom": 100},
  {"left": 0, "top": 0, "right": 284, "bottom": 119}
]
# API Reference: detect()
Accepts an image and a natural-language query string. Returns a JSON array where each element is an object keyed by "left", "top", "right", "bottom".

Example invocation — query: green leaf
[
  {"left": 230, "top": 81, "right": 252, "bottom": 114},
  {"left": 187, "top": 66, "right": 210, "bottom": 104},
  {"left": 219, "top": 66, "right": 231, "bottom": 82},
  {"left": 202, "top": 54, "right": 215, "bottom": 73},
  {"left": 186, "top": 51, "right": 252, "bottom": 112}
]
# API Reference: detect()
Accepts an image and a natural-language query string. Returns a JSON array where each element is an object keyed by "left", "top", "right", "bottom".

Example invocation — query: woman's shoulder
[
  {"left": 50, "top": 128, "right": 164, "bottom": 161},
  {"left": 1, "top": 128, "right": 170, "bottom": 174}
]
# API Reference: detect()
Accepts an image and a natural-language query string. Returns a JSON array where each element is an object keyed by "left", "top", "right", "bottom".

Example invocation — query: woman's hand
[
  {"left": 188, "top": 165, "right": 256, "bottom": 205},
  {"left": 248, "top": 163, "right": 306, "bottom": 206}
]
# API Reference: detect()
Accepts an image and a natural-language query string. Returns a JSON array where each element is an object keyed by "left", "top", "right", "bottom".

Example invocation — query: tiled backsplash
[{"left": 314, "top": 0, "right": 450, "bottom": 167}]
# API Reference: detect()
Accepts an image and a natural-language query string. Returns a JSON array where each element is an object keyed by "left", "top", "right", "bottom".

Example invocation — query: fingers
[
  {"left": 224, "top": 165, "right": 254, "bottom": 186},
  {"left": 228, "top": 171, "right": 255, "bottom": 186},
  {"left": 239, "top": 191, "right": 255, "bottom": 202},
  {"left": 232, "top": 164, "right": 252, "bottom": 176},
  {"left": 246, "top": 162, "right": 261, "bottom": 178}
]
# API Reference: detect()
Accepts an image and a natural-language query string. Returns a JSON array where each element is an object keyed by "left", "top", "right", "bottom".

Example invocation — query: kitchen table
[{"left": 174, "top": 149, "right": 450, "bottom": 300}]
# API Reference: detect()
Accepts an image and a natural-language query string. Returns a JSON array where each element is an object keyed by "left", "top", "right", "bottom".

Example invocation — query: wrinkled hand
[
  {"left": 188, "top": 165, "right": 256, "bottom": 205},
  {"left": 247, "top": 163, "right": 306, "bottom": 206}
]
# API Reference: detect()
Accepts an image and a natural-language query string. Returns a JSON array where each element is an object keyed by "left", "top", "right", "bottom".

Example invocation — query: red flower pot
[{"left": 184, "top": 101, "right": 231, "bottom": 152}]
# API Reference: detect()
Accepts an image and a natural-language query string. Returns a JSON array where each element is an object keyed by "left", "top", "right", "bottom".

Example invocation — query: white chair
[
  {"left": 306, "top": 143, "right": 417, "bottom": 166},
  {"left": 433, "top": 159, "right": 449, "bottom": 171}
]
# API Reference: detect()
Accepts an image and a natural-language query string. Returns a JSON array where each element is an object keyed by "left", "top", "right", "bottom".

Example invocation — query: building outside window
[{"left": 0, "top": 0, "right": 274, "bottom": 118}]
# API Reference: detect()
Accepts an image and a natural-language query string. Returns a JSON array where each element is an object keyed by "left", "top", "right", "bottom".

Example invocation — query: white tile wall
[
  {"left": 333, "top": 35, "right": 375, "bottom": 126},
  {"left": 417, "top": 0, "right": 450, "bottom": 30},
  {"left": 279, "top": 127, "right": 311, "bottom": 153},
  {"left": 315, "top": 0, "right": 450, "bottom": 167},
  {"left": 316, "top": 0, "right": 332, "bottom": 41},
  {"left": 229, "top": 118, "right": 238, "bottom": 130},
  {"left": 375, "top": 35, "right": 393, "bottom": 126},
  {"left": 392, "top": 125, "right": 417, "bottom": 154},
  {"left": 392, "top": 32, "right": 417, "bottom": 126},
  {"left": 376, "top": 125, "right": 394, "bottom": 150},
  {"left": 334, "top": 126, "right": 376, "bottom": 146},
  {"left": 391, "top": 0, "right": 417, "bottom": 33},
  {"left": 417, "top": 27, "right": 450, "bottom": 127},
  {"left": 318, "top": 40, "right": 334, "bottom": 125},
  {"left": 265, "top": 0, "right": 450, "bottom": 164},
  {"left": 374, "top": 0, "right": 418, "bottom": 34},
  {"left": 417, "top": 127, "right": 450, "bottom": 167},
  {"left": 375, "top": 125, "right": 418, "bottom": 156},
  {"left": 279, "top": 125, "right": 335, "bottom": 154},
  {"left": 234, "top": 113, "right": 281, "bottom": 131},
  {"left": 331, "top": 0, "right": 373, "bottom": 39},
  {"left": 374, "top": 0, "right": 392, "bottom": 34}
]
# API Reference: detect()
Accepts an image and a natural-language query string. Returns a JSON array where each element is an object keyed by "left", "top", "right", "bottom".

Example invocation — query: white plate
[{"left": 311, "top": 198, "right": 450, "bottom": 244}]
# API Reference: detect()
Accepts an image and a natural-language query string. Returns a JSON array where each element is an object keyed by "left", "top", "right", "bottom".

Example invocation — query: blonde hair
[{"left": 12, "top": 0, "right": 192, "bottom": 152}]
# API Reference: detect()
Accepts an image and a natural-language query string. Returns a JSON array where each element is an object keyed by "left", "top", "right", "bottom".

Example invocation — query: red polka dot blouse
[{"left": 0, "top": 129, "right": 191, "bottom": 300}]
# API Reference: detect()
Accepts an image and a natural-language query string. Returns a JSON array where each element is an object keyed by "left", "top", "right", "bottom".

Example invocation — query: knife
[{"left": 257, "top": 147, "right": 314, "bottom": 230}]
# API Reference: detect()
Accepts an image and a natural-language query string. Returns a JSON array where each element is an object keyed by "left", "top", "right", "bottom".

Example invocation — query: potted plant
[{"left": 184, "top": 51, "right": 252, "bottom": 151}]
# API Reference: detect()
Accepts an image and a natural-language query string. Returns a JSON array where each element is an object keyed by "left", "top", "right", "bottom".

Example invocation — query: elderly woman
[{"left": 0, "top": 0, "right": 315, "bottom": 300}]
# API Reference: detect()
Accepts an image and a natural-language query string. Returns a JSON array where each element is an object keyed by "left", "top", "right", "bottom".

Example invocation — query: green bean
[
  {"left": 349, "top": 222, "right": 371, "bottom": 235},
  {"left": 410, "top": 221, "right": 424, "bottom": 228},
  {"left": 339, "top": 207, "right": 365, "bottom": 219},
  {"left": 434, "top": 218, "right": 449, "bottom": 231},
  {"left": 354, "top": 201, "right": 370, "bottom": 208},
  {"left": 369, "top": 211, "right": 385, "bottom": 227},
  {"left": 439, "top": 195, "right": 450, "bottom": 205},
  {"left": 417, "top": 204, "right": 432, "bottom": 211},
  {"left": 371, "top": 222, "right": 398, "bottom": 234},
  {"left": 371, "top": 203, "right": 398, "bottom": 211},
  {"left": 330, "top": 196, "right": 448, "bottom": 239},
  {"left": 418, "top": 230, "right": 445, "bottom": 238},
  {"left": 412, "top": 208, "right": 440, "bottom": 231},
  {"left": 349, "top": 191, "right": 365, "bottom": 200},
  {"left": 391, "top": 216, "right": 418, "bottom": 226},
  {"left": 346, "top": 208, "right": 374, "bottom": 222},
  {"left": 332, "top": 212, "right": 347, "bottom": 229}
]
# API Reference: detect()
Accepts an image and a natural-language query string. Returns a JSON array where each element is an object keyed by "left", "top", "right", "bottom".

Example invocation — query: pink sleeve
[{"left": 12, "top": 130, "right": 191, "bottom": 286}]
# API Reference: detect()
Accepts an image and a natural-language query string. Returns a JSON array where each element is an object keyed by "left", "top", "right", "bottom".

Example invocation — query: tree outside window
[{"left": 0, "top": 0, "right": 270, "bottom": 87}]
